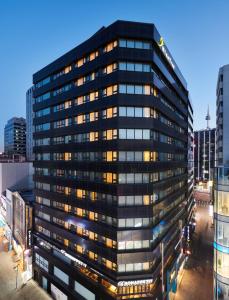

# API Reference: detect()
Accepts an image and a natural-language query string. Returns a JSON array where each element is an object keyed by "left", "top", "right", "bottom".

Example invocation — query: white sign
[
  {"left": 158, "top": 37, "right": 175, "bottom": 70},
  {"left": 118, "top": 279, "right": 153, "bottom": 287}
]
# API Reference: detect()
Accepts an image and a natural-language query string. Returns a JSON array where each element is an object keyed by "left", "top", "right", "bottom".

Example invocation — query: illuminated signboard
[
  {"left": 118, "top": 279, "right": 153, "bottom": 287},
  {"left": 158, "top": 37, "right": 175, "bottom": 70}
]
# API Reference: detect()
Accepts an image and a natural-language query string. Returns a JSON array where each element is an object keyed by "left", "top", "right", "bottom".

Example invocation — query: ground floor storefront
[{"left": 0, "top": 250, "right": 51, "bottom": 300}]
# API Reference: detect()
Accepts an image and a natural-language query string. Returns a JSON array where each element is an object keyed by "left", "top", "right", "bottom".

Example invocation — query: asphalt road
[
  {"left": 174, "top": 201, "right": 214, "bottom": 300},
  {"left": 0, "top": 250, "right": 51, "bottom": 300}
]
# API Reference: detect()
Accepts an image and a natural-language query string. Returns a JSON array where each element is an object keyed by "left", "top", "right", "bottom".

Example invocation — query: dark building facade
[
  {"left": 26, "top": 87, "right": 35, "bottom": 161},
  {"left": 4, "top": 117, "right": 26, "bottom": 156},
  {"left": 33, "top": 21, "right": 194, "bottom": 300},
  {"left": 194, "top": 128, "right": 216, "bottom": 181}
]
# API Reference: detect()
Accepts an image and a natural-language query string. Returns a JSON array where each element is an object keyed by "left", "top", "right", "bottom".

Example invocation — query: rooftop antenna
[{"left": 205, "top": 105, "right": 210, "bottom": 129}]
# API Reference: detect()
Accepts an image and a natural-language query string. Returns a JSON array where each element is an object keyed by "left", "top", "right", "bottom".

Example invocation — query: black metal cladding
[{"left": 33, "top": 20, "right": 193, "bottom": 299}]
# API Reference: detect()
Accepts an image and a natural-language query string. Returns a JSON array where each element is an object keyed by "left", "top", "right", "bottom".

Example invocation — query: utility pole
[
  {"left": 13, "top": 264, "right": 19, "bottom": 289},
  {"left": 160, "top": 242, "right": 165, "bottom": 296}
]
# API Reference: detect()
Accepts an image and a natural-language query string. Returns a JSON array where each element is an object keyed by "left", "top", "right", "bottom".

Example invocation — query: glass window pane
[
  {"left": 135, "top": 129, "right": 142, "bottom": 139},
  {"left": 126, "top": 152, "right": 134, "bottom": 161},
  {"left": 135, "top": 196, "right": 142, "bottom": 205},
  {"left": 126, "top": 196, "right": 134, "bottom": 206},
  {"left": 135, "top": 107, "right": 142, "bottom": 117},
  {"left": 119, "top": 62, "right": 126, "bottom": 70},
  {"left": 143, "top": 42, "right": 150, "bottom": 49},
  {"left": 119, "top": 129, "right": 126, "bottom": 139},
  {"left": 127, "top": 40, "right": 135, "bottom": 48},
  {"left": 143, "top": 64, "right": 151, "bottom": 72},
  {"left": 127, "top": 107, "right": 134, "bottom": 117},
  {"left": 143, "top": 173, "right": 149, "bottom": 183},
  {"left": 118, "top": 219, "right": 125, "bottom": 227},
  {"left": 119, "top": 107, "right": 126, "bottom": 116},
  {"left": 135, "top": 85, "right": 143, "bottom": 94},
  {"left": 144, "top": 107, "right": 150, "bottom": 118},
  {"left": 127, "top": 129, "right": 134, "bottom": 139},
  {"left": 127, "top": 85, "right": 134, "bottom": 94},
  {"left": 135, "top": 174, "right": 142, "bottom": 183},
  {"left": 127, "top": 63, "right": 134, "bottom": 71},
  {"left": 119, "top": 174, "right": 126, "bottom": 184},
  {"left": 127, "top": 174, "right": 134, "bottom": 184},
  {"left": 119, "top": 151, "right": 126, "bottom": 161},
  {"left": 126, "top": 219, "right": 134, "bottom": 227},
  {"left": 119, "top": 84, "right": 126, "bottom": 93},
  {"left": 119, "top": 39, "right": 126, "bottom": 47},
  {"left": 134, "top": 218, "right": 142, "bottom": 227},
  {"left": 134, "top": 263, "right": 142, "bottom": 271},
  {"left": 135, "top": 63, "right": 142, "bottom": 72},
  {"left": 135, "top": 152, "right": 142, "bottom": 161},
  {"left": 118, "top": 242, "right": 125, "bottom": 250},
  {"left": 118, "top": 196, "right": 125, "bottom": 206},
  {"left": 134, "top": 241, "right": 142, "bottom": 249},
  {"left": 143, "top": 130, "right": 150, "bottom": 139},
  {"left": 126, "top": 241, "right": 134, "bottom": 249},
  {"left": 135, "top": 41, "right": 143, "bottom": 48}
]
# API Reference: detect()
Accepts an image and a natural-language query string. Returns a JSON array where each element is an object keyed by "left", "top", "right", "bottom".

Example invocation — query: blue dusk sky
[{"left": 0, "top": 0, "right": 229, "bottom": 151}]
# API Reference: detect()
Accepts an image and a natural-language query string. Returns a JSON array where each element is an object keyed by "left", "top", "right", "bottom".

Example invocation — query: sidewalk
[
  {"left": 0, "top": 250, "right": 51, "bottom": 300},
  {"left": 174, "top": 204, "right": 213, "bottom": 300}
]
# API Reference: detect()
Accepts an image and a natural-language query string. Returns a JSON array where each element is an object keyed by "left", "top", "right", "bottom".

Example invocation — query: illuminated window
[
  {"left": 64, "top": 239, "right": 69, "bottom": 246},
  {"left": 77, "top": 115, "right": 84, "bottom": 124},
  {"left": 103, "top": 129, "right": 117, "bottom": 140},
  {"left": 103, "top": 85, "right": 118, "bottom": 97},
  {"left": 106, "top": 238, "right": 113, "bottom": 248},
  {"left": 151, "top": 152, "right": 158, "bottom": 161},
  {"left": 106, "top": 260, "right": 113, "bottom": 269},
  {"left": 143, "top": 151, "right": 150, "bottom": 161},
  {"left": 153, "top": 88, "right": 158, "bottom": 97},
  {"left": 89, "top": 51, "right": 98, "bottom": 61},
  {"left": 64, "top": 66, "right": 72, "bottom": 74},
  {"left": 77, "top": 58, "right": 84, "bottom": 67},
  {"left": 104, "top": 173, "right": 116, "bottom": 183},
  {"left": 64, "top": 100, "right": 72, "bottom": 109},
  {"left": 89, "top": 231, "right": 98, "bottom": 241},
  {"left": 89, "top": 112, "right": 98, "bottom": 122},
  {"left": 89, "top": 211, "right": 98, "bottom": 221},
  {"left": 77, "top": 227, "right": 83, "bottom": 235},
  {"left": 64, "top": 153, "right": 71, "bottom": 161},
  {"left": 144, "top": 85, "right": 151, "bottom": 95},
  {"left": 76, "top": 96, "right": 83, "bottom": 106},
  {"left": 89, "top": 251, "right": 97, "bottom": 261},
  {"left": 76, "top": 208, "right": 83, "bottom": 217},
  {"left": 64, "top": 222, "right": 69, "bottom": 230},
  {"left": 106, "top": 151, "right": 117, "bottom": 162},
  {"left": 89, "top": 91, "right": 98, "bottom": 101},
  {"left": 143, "top": 195, "right": 150, "bottom": 205},
  {"left": 104, "top": 40, "right": 117, "bottom": 52},
  {"left": 76, "top": 245, "right": 83, "bottom": 254},
  {"left": 89, "top": 131, "right": 98, "bottom": 142},
  {"left": 90, "top": 191, "right": 97, "bottom": 201},
  {"left": 107, "top": 86, "right": 113, "bottom": 96},
  {"left": 64, "top": 188, "right": 71, "bottom": 196},
  {"left": 77, "top": 77, "right": 84, "bottom": 86}
]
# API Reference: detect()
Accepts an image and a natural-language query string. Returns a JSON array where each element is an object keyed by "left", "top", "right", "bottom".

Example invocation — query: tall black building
[
  {"left": 194, "top": 128, "right": 216, "bottom": 181},
  {"left": 4, "top": 117, "right": 26, "bottom": 156},
  {"left": 33, "top": 21, "right": 193, "bottom": 300}
]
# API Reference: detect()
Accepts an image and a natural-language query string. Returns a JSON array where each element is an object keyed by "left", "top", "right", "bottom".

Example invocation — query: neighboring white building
[
  {"left": 0, "top": 162, "right": 33, "bottom": 196},
  {"left": 214, "top": 64, "right": 229, "bottom": 300},
  {"left": 26, "top": 87, "right": 34, "bottom": 161},
  {"left": 0, "top": 162, "right": 33, "bottom": 250}
]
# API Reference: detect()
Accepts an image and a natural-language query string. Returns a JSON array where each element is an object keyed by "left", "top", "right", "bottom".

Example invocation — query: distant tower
[{"left": 205, "top": 106, "right": 210, "bottom": 129}]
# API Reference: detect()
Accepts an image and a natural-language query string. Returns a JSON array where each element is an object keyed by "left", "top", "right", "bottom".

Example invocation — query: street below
[
  {"left": 0, "top": 248, "right": 51, "bottom": 300},
  {"left": 174, "top": 195, "right": 214, "bottom": 300}
]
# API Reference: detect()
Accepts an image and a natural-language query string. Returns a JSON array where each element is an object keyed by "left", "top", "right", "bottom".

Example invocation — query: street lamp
[
  {"left": 160, "top": 242, "right": 165, "bottom": 295},
  {"left": 13, "top": 264, "right": 19, "bottom": 289}
]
